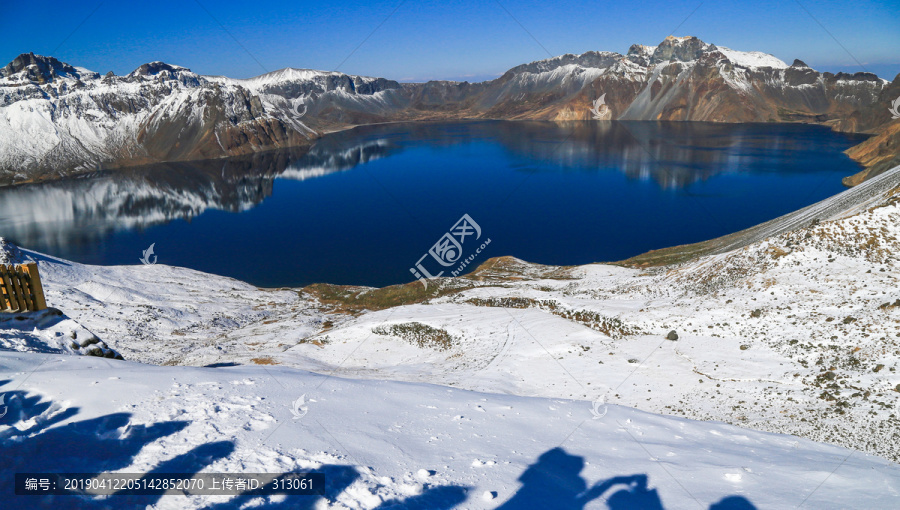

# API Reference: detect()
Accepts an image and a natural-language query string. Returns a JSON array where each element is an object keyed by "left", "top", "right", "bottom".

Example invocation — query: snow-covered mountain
[
  {"left": 0, "top": 53, "right": 399, "bottom": 185},
  {"left": 2, "top": 36, "right": 898, "bottom": 186}
]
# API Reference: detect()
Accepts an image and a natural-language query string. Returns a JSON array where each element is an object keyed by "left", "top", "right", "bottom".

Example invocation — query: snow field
[{"left": 3, "top": 352, "right": 899, "bottom": 509}]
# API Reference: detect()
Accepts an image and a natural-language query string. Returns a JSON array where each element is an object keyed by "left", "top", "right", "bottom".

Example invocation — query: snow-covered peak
[
  {"left": 213, "top": 67, "right": 350, "bottom": 92},
  {"left": 649, "top": 35, "right": 711, "bottom": 64},
  {"left": 206, "top": 67, "right": 402, "bottom": 97},
  {"left": 244, "top": 67, "right": 357, "bottom": 84},
  {"left": 0, "top": 53, "right": 98, "bottom": 83},
  {"left": 715, "top": 46, "right": 788, "bottom": 69},
  {"left": 663, "top": 35, "right": 701, "bottom": 44},
  {"left": 521, "top": 37, "right": 787, "bottom": 73},
  {"left": 626, "top": 44, "right": 657, "bottom": 58},
  {"left": 507, "top": 50, "right": 623, "bottom": 76},
  {"left": 127, "top": 61, "right": 194, "bottom": 78}
]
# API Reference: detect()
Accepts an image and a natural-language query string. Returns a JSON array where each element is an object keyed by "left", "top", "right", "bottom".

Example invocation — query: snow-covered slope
[
  {"left": 0, "top": 238, "right": 120, "bottom": 359},
  {"left": 5, "top": 158, "right": 900, "bottom": 486},
  {"left": 626, "top": 161, "right": 900, "bottom": 265},
  {"left": 3, "top": 178, "right": 900, "bottom": 508},
  {"left": 715, "top": 46, "right": 788, "bottom": 70},
  {"left": 3, "top": 352, "right": 899, "bottom": 509}
]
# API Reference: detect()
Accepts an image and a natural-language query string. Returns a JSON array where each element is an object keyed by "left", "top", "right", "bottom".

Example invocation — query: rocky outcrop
[
  {"left": 839, "top": 74, "right": 900, "bottom": 184},
  {"left": 1, "top": 37, "right": 897, "bottom": 186},
  {"left": 0, "top": 237, "right": 25, "bottom": 265},
  {"left": 0, "top": 52, "right": 95, "bottom": 84},
  {"left": 843, "top": 120, "right": 900, "bottom": 185}
]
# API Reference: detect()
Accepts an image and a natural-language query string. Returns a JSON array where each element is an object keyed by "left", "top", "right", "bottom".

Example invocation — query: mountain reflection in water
[{"left": 0, "top": 121, "right": 867, "bottom": 287}]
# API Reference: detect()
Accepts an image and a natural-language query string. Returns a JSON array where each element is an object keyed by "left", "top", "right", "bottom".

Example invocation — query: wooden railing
[{"left": 0, "top": 262, "right": 48, "bottom": 312}]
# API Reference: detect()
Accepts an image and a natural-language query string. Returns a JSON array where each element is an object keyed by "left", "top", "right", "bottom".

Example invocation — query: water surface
[{"left": 0, "top": 121, "right": 869, "bottom": 287}]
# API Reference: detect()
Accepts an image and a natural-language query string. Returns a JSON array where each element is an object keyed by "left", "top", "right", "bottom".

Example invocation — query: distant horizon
[{"left": 2, "top": 0, "right": 898, "bottom": 83}]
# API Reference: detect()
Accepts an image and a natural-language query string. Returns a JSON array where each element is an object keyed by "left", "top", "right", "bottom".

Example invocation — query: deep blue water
[{"left": 0, "top": 121, "right": 869, "bottom": 288}]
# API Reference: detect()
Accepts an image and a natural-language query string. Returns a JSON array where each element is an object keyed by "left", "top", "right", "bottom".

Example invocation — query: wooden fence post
[
  {"left": 0, "top": 264, "right": 12, "bottom": 311},
  {"left": 8, "top": 265, "right": 27, "bottom": 311},
  {"left": 22, "top": 262, "right": 47, "bottom": 311},
  {"left": 0, "top": 263, "right": 48, "bottom": 312}
]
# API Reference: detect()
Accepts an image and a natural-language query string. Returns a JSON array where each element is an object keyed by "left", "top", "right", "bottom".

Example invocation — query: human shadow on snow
[
  {"left": 498, "top": 447, "right": 757, "bottom": 510},
  {"left": 0, "top": 384, "right": 466, "bottom": 509},
  {"left": 1, "top": 383, "right": 755, "bottom": 510},
  {"left": 0, "top": 383, "right": 226, "bottom": 509}
]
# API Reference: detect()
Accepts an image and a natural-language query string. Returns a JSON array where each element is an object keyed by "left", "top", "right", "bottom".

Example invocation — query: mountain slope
[{"left": 622, "top": 162, "right": 900, "bottom": 266}]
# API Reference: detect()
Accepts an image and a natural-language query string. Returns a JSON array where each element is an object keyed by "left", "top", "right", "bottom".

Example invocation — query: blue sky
[{"left": 2, "top": 0, "right": 898, "bottom": 81}]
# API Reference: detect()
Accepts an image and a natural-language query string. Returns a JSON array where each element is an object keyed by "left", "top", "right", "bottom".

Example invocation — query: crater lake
[{"left": 0, "top": 121, "right": 869, "bottom": 288}]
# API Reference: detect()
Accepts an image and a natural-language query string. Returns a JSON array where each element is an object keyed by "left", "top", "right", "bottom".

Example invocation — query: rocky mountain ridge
[{"left": 1, "top": 36, "right": 898, "bottom": 186}]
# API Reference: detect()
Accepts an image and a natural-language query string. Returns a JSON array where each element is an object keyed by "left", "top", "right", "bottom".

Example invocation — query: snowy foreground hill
[
  {"left": 3, "top": 166, "right": 900, "bottom": 508},
  {"left": 3, "top": 352, "right": 899, "bottom": 509}
]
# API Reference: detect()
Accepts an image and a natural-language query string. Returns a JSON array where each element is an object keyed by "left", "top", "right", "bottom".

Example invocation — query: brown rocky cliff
[{"left": 843, "top": 119, "right": 900, "bottom": 186}]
